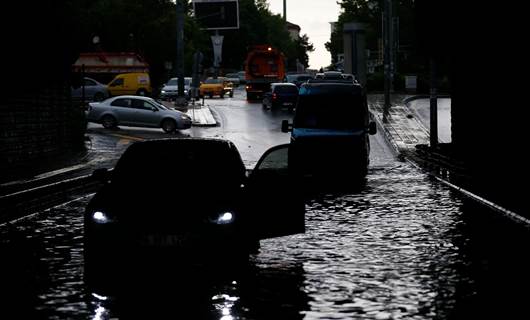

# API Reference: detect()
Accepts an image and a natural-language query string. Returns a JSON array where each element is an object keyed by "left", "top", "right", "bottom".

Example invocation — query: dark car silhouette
[
  {"left": 84, "top": 138, "right": 304, "bottom": 282},
  {"left": 262, "top": 83, "right": 299, "bottom": 112}
]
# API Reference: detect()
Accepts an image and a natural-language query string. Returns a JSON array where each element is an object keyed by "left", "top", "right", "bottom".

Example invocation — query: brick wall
[{"left": 0, "top": 86, "right": 86, "bottom": 176}]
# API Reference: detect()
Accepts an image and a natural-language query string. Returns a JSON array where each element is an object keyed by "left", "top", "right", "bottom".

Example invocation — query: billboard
[{"left": 192, "top": 0, "right": 239, "bottom": 30}]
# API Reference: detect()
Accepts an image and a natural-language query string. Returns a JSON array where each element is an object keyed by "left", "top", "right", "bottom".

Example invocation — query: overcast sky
[{"left": 267, "top": 0, "right": 341, "bottom": 70}]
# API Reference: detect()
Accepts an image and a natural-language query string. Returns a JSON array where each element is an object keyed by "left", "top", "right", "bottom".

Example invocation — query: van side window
[
  {"left": 110, "top": 98, "right": 131, "bottom": 108},
  {"left": 109, "top": 78, "right": 124, "bottom": 87}
]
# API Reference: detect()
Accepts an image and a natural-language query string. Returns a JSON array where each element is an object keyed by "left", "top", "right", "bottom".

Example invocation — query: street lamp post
[
  {"left": 175, "top": 0, "right": 186, "bottom": 107},
  {"left": 383, "top": 0, "right": 392, "bottom": 123}
]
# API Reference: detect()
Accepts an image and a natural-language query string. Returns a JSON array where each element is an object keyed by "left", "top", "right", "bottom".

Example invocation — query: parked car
[
  {"left": 262, "top": 83, "right": 299, "bottom": 112},
  {"left": 71, "top": 77, "right": 110, "bottom": 102},
  {"left": 199, "top": 77, "right": 233, "bottom": 98},
  {"left": 84, "top": 138, "right": 305, "bottom": 282},
  {"left": 160, "top": 77, "right": 192, "bottom": 100},
  {"left": 87, "top": 95, "right": 191, "bottom": 133},
  {"left": 281, "top": 80, "right": 377, "bottom": 180},
  {"left": 224, "top": 73, "right": 241, "bottom": 86},
  {"left": 107, "top": 72, "right": 152, "bottom": 97},
  {"left": 284, "top": 74, "right": 313, "bottom": 87}
]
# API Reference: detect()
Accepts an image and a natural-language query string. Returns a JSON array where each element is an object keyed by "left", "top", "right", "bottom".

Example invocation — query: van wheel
[
  {"left": 101, "top": 115, "right": 117, "bottom": 129},
  {"left": 137, "top": 89, "right": 148, "bottom": 96},
  {"left": 162, "top": 119, "right": 176, "bottom": 133}
]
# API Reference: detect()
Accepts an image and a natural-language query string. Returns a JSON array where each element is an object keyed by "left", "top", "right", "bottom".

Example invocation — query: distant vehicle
[
  {"left": 284, "top": 74, "right": 313, "bottom": 87},
  {"left": 224, "top": 73, "right": 241, "bottom": 86},
  {"left": 160, "top": 77, "right": 192, "bottom": 100},
  {"left": 86, "top": 95, "right": 191, "bottom": 133},
  {"left": 71, "top": 77, "right": 110, "bottom": 102},
  {"left": 237, "top": 70, "right": 246, "bottom": 84},
  {"left": 281, "top": 81, "right": 377, "bottom": 179},
  {"left": 107, "top": 72, "right": 152, "bottom": 97},
  {"left": 84, "top": 138, "right": 305, "bottom": 280},
  {"left": 199, "top": 77, "right": 233, "bottom": 98},
  {"left": 262, "top": 83, "right": 299, "bottom": 112},
  {"left": 314, "top": 71, "right": 356, "bottom": 82},
  {"left": 244, "top": 45, "right": 286, "bottom": 100}
]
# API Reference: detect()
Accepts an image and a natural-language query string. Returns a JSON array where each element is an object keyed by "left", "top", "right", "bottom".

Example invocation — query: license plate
[
  {"left": 140, "top": 234, "right": 190, "bottom": 247},
  {"left": 283, "top": 102, "right": 293, "bottom": 106}
]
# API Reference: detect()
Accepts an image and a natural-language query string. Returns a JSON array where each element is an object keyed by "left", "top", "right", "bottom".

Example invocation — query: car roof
[
  {"left": 272, "top": 82, "right": 297, "bottom": 86},
  {"left": 299, "top": 82, "right": 363, "bottom": 95},
  {"left": 109, "top": 95, "right": 154, "bottom": 101},
  {"left": 113, "top": 138, "right": 246, "bottom": 185}
]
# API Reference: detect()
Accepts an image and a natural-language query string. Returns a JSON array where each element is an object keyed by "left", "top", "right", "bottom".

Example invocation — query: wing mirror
[
  {"left": 368, "top": 121, "right": 377, "bottom": 135},
  {"left": 281, "top": 120, "right": 292, "bottom": 133}
]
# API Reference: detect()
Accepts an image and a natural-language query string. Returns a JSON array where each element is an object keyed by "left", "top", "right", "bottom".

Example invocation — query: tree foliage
[{"left": 61, "top": 0, "right": 314, "bottom": 85}]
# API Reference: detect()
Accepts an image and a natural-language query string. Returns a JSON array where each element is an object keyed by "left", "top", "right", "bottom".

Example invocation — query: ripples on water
[{"left": 1, "top": 163, "right": 529, "bottom": 319}]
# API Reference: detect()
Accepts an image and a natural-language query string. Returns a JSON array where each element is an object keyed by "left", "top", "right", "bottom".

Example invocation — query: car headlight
[
  {"left": 91, "top": 211, "right": 114, "bottom": 224},
  {"left": 209, "top": 212, "right": 234, "bottom": 225},
  {"left": 161, "top": 90, "right": 166, "bottom": 94},
  {"left": 181, "top": 114, "right": 191, "bottom": 120}
]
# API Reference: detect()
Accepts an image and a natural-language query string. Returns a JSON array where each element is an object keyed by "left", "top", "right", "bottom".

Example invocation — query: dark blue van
[{"left": 281, "top": 80, "right": 377, "bottom": 179}]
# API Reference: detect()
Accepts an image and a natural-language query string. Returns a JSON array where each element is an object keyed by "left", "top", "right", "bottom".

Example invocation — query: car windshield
[
  {"left": 112, "top": 140, "right": 246, "bottom": 190},
  {"left": 151, "top": 100, "right": 168, "bottom": 110},
  {"left": 294, "top": 93, "right": 367, "bottom": 130},
  {"left": 205, "top": 79, "right": 222, "bottom": 84},
  {"left": 167, "top": 79, "right": 178, "bottom": 85},
  {"left": 274, "top": 85, "right": 298, "bottom": 94}
]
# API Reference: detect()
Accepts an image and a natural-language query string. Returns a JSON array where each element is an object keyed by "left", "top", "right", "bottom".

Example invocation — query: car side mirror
[
  {"left": 368, "top": 121, "right": 377, "bottom": 135},
  {"left": 281, "top": 120, "right": 292, "bottom": 133},
  {"left": 92, "top": 168, "right": 110, "bottom": 183},
  {"left": 151, "top": 107, "right": 158, "bottom": 112}
]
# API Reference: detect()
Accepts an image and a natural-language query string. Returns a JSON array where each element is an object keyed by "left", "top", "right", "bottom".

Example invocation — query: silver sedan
[{"left": 87, "top": 96, "right": 192, "bottom": 133}]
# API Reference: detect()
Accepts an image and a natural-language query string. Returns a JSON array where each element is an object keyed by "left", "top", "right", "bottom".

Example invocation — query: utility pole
[
  {"left": 429, "top": 58, "right": 438, "bottom": 148},
  {"left": 383, "top": 0, "right": 392, "bottom": 123},
  {"left": 283, "top": 0, "right": 287, "bottom": 21},
  {"left": 176, "top": 0, "right": 185, "bottom": 103}
]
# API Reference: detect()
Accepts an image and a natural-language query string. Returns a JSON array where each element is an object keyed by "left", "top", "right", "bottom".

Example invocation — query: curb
[
  {"left": 187, "top": 105, "right": 218, "bottom": 127},
  {"left": 402, "top": 94, "right": 451, "bottom": 105}
]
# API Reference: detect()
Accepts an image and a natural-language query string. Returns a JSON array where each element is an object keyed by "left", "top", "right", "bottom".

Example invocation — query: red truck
[{"left": 244, "top": 45, "right": 286, "bottom": 100}]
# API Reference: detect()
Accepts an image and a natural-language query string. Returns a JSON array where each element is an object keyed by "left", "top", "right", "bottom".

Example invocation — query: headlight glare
[
  {"left": 210, "top": 212, "right": 234, "bottom": 225},
  {"left": 92, "top": 211, "right": 113, "bottom": 224}
]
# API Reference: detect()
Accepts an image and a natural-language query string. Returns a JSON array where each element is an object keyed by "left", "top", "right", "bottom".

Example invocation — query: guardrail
[{"left": 0, "top": 171, "right": 107, "bottom": 224}]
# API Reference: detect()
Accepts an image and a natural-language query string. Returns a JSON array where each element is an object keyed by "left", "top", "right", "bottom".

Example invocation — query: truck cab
[{"left": 244, "top": 45, "right": 286, "bottom": 101}]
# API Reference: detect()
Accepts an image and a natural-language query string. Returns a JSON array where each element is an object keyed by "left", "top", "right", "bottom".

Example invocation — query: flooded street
[{"left": 1, "top": 91, "right": 529, "bottom": 319}]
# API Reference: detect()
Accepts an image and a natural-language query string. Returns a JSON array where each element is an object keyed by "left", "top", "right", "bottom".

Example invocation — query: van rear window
[
  {"left": 294, "top": 94, "right": 367, "bottom": 129},
  {"left": 274, "top": 86, "right": 298, "bottom": 94}
]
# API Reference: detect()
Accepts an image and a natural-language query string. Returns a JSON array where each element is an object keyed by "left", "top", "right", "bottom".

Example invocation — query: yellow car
[
  {"left": 108, "top": 72, "right": 152, "bottom": 97},
  {"left": 199, "top": 77, "right": 233, "bottom": 98}
]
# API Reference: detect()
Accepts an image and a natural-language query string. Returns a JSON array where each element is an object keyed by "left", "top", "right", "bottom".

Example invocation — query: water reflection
[{"left": 86, "top": 258, "right": 309, "bottom": 319}]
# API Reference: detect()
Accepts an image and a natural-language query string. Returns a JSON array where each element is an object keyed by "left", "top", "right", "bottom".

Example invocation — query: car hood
[
  {"left": 162, "top": 85, "right": 178, "bottom": 91},
  {"left": 201, "top": 84, "right": 223, "bottom": 88}
]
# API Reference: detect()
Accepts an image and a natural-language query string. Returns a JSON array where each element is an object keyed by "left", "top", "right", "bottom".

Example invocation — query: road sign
[{"left": 192, "top": 0, "right": 239, "bottom": 30}]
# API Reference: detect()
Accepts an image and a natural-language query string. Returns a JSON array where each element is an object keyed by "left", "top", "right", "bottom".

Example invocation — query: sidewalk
[
  {"left": 162, "top": 100, "right": 217, "bottom": 127},
  {"left": 367, "top": 94, "right": 430, "bottom": 153}
]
